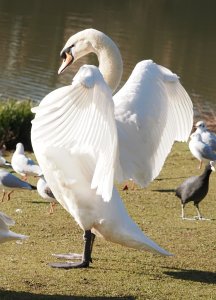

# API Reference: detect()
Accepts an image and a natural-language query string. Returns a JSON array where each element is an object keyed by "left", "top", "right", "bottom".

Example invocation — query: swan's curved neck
[{"left": 90, "top": 32, "right": 123, "bottom": 93}]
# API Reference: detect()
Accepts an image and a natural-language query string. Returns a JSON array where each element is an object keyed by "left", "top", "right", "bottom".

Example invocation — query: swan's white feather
[
  {"left": 32, "top": 64, "right": 171, "bottom": 255},
  {"left": 32, "top": 65, "right": 119, "bottom": 202},
  {"left": 31, "top": 30, "right": 194, "bottom": 257},
  {"left": 114, "top": 60, "right": 193, "bottom": 186}
]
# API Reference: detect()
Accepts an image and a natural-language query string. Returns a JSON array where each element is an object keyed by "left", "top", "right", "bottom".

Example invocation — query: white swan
[
  {"left": 31, "top": 29, "right": 193, "bottom": 268},
  {"left": 11, "top": 142, "right": 42, "bottom": 180},
  {"left": 0, "top": 211, "right": 28, "bottom": 244}
]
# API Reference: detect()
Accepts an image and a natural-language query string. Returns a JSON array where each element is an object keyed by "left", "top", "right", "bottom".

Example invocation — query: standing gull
[
  {"left": 175, "top": 161, "right": 215, "bottom": 220},
  {"left": 195, "top": 120, "right": 216, "bottom": 151},
  {"left": 31, "top": 29, "right": 193, "bottom": 269},
  {"left": 189, "top": 132, "right": 216, "bottom": 169},
  {"left": 0, "top": 211, "right": 28, "bottom": 244},
  {"left": 0, "top": 169, "right": 36, "bottom": 202},
  {"left": 11, "top": 143, "right": 42, "bottom": 180}
]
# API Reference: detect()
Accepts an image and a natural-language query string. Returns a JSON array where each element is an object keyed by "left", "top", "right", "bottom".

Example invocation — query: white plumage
[
  {"left": 31, "top": 29, "right": 193, "bottom": 268},
  {"left": 11, "top": 142, "right": 42, "bottom": 180},
  {"left": 195, "top": 120, "right": 216, "bottom": 151},
  {"left": 189, "top": 132, "right": 216, "bottom": 169},
  {"left": 0, "top": 211, "right": 28, "bottom": 244},
  {"left": 114, "top": 60, "right": 193, "bottom": 186}
]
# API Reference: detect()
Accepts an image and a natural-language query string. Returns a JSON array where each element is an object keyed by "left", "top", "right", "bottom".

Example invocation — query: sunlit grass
[{"left": 0, "top": 143, "right": 215, "bottom": 300}]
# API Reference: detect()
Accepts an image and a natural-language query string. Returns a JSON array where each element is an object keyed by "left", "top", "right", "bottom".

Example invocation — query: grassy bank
[
  {"left": 0, "top": 100, "right": 34, "bottom": 150},
  {"left": 0, "top": 142, "right": 216, "bottom": 300}
]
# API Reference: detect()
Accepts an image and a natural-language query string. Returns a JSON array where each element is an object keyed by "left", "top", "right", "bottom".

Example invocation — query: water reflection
[{"left": 0, "top": 0, "right": 216, "bottom": 115}]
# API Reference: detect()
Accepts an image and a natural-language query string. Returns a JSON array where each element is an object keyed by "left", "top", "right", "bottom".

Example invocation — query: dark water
[{"left": 0, "top": 0, "right": 216, "bottom": 117}]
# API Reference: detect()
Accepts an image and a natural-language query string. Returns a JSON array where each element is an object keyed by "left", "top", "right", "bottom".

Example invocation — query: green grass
[{"left": 0, "top": 143, "right": 216, "bottom": 300}]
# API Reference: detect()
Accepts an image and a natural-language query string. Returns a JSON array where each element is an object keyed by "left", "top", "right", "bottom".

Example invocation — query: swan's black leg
[
  {"left": 89, "top": 232, "right": 95, "bottom": 262},
  {"left": 49, "top": 230, "right": 96, "bottom": 269}
]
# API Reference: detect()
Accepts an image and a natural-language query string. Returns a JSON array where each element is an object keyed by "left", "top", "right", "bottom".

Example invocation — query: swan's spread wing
[
  {"left": 32, "top": 65, "right": 118, "bottom": 202},
  {"left": 113, "top": 60, "right": 193, "bottom": 186}
]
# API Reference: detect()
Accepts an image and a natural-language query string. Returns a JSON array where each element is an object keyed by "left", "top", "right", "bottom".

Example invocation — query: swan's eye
[
  {"left": 60, "top": 51, "right": 66, "bottom": 59},
  {"left": 60, "top": 45, "right": 74, "bottom": 59}
]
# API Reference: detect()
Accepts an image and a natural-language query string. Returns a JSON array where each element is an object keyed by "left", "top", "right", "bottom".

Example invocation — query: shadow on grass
[
  {"left": 156, "top": 177, "right": 186, "bottom": 181},
  {"left": 152, "top": 189, "right": 176, "bottom": 193},
  {"left": 164, "top": 268, "right": 216, "bottom": 284},
  {"left": 31, "top": 201, "right": 49, "bottom": 205},
  {"left": 0, "top": 290, "right": 135, "bottom": 300}
]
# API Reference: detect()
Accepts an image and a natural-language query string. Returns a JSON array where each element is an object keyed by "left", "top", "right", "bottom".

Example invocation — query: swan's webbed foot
[
  {"left": 49, "top": 230, "right": 95, "bottom": 269},
  {"left": 49, "top": 260, "right": 90, "bottom": 269},
  {"left": 52, "top": 253, "right": 83, "bottom": 260}
]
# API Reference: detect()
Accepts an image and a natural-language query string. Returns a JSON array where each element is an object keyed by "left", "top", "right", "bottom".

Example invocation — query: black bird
[{"left": 175, "top": 161, "right": 215, "bottom": 220}]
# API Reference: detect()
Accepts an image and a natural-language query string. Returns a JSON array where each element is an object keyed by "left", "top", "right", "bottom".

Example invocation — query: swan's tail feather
[
  {"left": 130, "top": 233, "right": 173, "bottom": 256},
  {"left": 95, "top": 218, "right": 172, "bottom": 256},
  {"left": 94, "top": 190, "right": 173, "bottom": 257},
  {"left": 115, "top": 228, "right": 173, "bottom": 256}
]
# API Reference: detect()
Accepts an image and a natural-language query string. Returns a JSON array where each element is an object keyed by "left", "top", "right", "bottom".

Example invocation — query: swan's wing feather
[
  {"left": 32, "top": 65, "right": 118, "bottom": 202},
  {"left": 114, "top": 60, "right": 193, "bottom": 186}
]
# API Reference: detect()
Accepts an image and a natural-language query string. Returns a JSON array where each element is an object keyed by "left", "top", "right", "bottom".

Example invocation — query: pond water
[{"left": 0, "top": 0, "right": 216, "bottom": 119}]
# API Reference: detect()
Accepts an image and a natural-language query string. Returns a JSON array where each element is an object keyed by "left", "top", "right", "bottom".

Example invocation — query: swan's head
[
  {"left": 16, "top": 142, "right": 24, "bottom": 154},
  {"left": 57, "top": 29, "right": 123, "bottom": 93},
  {"left": 58, "top": 29, "right": 99, "bottom": 74}
]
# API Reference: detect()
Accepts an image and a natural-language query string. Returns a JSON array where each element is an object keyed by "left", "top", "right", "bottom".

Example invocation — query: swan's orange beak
[{"left": 58, "top": 52, "right": 73, "bottom": 74}]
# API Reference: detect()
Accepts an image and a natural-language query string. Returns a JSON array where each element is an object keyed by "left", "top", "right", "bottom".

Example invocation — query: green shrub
[{"left": 0, "top": 100, "right": 34, "bottom": 150}]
